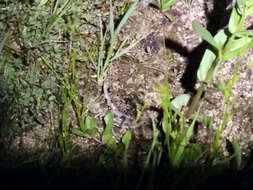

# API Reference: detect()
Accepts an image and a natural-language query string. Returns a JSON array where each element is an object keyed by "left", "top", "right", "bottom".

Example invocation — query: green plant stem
[
  {"left": 186, "top": 58, "right": 220, "bottom": 119},
  {"left": 185, "top": 83, "right": 205, "bottom": 119}
]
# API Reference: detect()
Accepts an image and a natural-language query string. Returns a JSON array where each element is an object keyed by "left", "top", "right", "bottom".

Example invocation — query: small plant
[
  {"left": 185, "top": 0, "right": 252, "bottom": 163},
  {"left": 99, "top": 113, "right": 132, "bottom": 169},
  {"left": 152, "top": 0, "right": 181, "bottom": 21},
  {"left": 45, "top": 0, "right": 73, "bottom": 33},
  {"left": 155, "top": 76, "right": 201, "bottom": 168},
  {"left": 186, "top": 0, "right": 253, "bottom": 118},
  {"left": 85, "top": 0, "right": 148, "bottom": 85}
]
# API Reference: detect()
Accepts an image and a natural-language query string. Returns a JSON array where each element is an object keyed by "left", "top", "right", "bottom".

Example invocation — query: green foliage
[
  {"left": 144, "top": 119, "right": 162, "bottom": 169},
  {"left": 193, "top": 0, "right": 253, "bottom": 83},
  {"left": 122, "top": 131, "right": 131, "bottom": 168},
  {"left": 136, "top": 103, "right": 148, "bottom": 121},
  {"left": 188, "top": 0, "right": 251, "bottom": 163},
  {"left": 232, "top": 140, "right": 242, "bottom": 169},
  {"left": 58, "top": 86, "right": 73, "bottom": 165},
  {"left": 154, "top": 0, "right": 181, "bottom": 21},
  {"left": 192, "top": 21, "right": 219, "bottom": 49},
  {"left": 102, "top": 113, "right": 117, "bottom": 150},
  {"left": 152, "top": 76, "right": 202, "bottom": 168},
  {"left": 99, "top": 113, "right": 132, "bottom": 169},
  {"left": 85, "top": 0, "right": 139, "bottom": 85},
  {"left": 171, "top": 93, "right": 190, "bottom": 112},
  {"left": 45, "top": 0, "right": 73, "bottom": 33}
]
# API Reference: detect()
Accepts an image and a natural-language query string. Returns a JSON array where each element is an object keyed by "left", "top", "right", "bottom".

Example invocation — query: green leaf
[
  {"left": 183, "top": 144, "right": 203, "bottom": 166},
  {"left": 171, "top": 94, "right": 191, "bottom": 112},
  {"left": 197, "top": 48, "right": 216, "bottom": 81},
  {"left": 214, "top": 29, "right": 229, "bottom": 48},
  {"left": 115, "top": 0, "right": 138, "bottom": 34},
  {"left": 45, "top": 0, "right": 72, "bottom": 32},
  {"left": 247, "top": 5, "right": 253, "bottom": 15},
  {"left": 164, "top": 12, "right": 173, "bottom": 21},
  {"left": 80, "top": 116, "right": 96, "bottom": 135},
  {"left": 72, "top": 129, "right": 86, "bottom": 137},
  {"left": 122, "top": 131, "right": 131, "bottom": 148},
  {"left": 109, "top": 0, "right": 115, "bottom": 41},
  {"left": 196, "top": 115, "right": 213, "bottom": 129},
  {"left": 236, "top": 0, "right": 245, "bottom": 15},
  {"left": 192, "top": 21, "right": 218, "bottom": 49},
  {"left": 104, "top": 113, "right": 114, "bottom": 129},
  {"left": 228, "top": 8, "right": 242, "bottom": 34},
  {"left": 171, "top": 107, "right": 200, "bottom": 168},
  {"left": 102, "top": 113, "right": 116, "bottom": 149},
  {"left": 224, "top": 37, "right": 250, "bottom": 52},
  {"left": 232, "top": 140, "right": 241, "bottom": 169},
  {"left": 222, "top": 36, "right": 251, "bottom": 60}
]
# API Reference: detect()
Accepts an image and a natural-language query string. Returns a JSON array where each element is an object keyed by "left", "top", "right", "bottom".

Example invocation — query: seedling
[
  {"left": 85, "top": 0, "right": 146, "bottom": 85},
  {"left": 45, "top": 0, "right": 73, "bottom": 33},
  {"left": 184, "top": 0, "right": 252, "bottom": 162},
  {"left": 99, "top": 113, "right": 132, "bottom": 169},
  {"left": 186, "top": 0, "right": 253, "bottom": 118},
  {"left": 152, "top": 0, "right": 181, "bottom": 21}
]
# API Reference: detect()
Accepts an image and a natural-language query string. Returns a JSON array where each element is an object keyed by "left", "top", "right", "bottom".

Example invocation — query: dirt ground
[{"left": 0, "top": 0, "right": 253, "bottom": 169}]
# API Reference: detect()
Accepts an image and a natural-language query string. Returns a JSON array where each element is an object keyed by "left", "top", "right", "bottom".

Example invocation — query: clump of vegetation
[
  {"left": 0, "top": 0, "right": 252, "bottom": 188},
  {"left": 151, "top": 0, "right": 181, "bottom": 21},
  {"left": 85, "top": 0, "right": 140, "bottom": 85}
]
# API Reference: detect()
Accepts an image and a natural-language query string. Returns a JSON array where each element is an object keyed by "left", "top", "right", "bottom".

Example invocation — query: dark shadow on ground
[
  {"left": 0, "top": 160, "right": 253, "bottom": 190},
  {"left": 165, "top": 0, "right": 233, "bottom": 93}
]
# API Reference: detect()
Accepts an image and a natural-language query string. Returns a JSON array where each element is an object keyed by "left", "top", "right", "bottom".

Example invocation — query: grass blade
[
  {"left": 46, "top": 0, "right": 72, "bottom": 32},
  {"left": 115, "top": 0, "right": 138, "bottom": 34},
  {"left": 109, "top": 0, "right": 115, "bottom": 41},
  {"left": 232, "top": 140, "right": 241, "bottom": 169},
  {"left": 171, "top": 106, "right": 200, "bottom": 168},
  {"left": 0, "top": 30, "right": 9, "bottom": 53}
]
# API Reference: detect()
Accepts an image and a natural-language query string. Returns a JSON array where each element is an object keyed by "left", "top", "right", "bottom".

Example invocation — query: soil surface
[{"left": 0, "top": 0, "right": 253, "bottom": 169}]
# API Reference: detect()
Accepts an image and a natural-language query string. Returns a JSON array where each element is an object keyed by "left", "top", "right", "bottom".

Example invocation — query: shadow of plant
[{"left": 165, "top": 0, "right": 233, "bottom": 93}]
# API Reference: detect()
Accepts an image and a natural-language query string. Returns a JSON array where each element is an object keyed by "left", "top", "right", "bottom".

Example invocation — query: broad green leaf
[
  {"left": 192, "top": 21, "right": 218, "bottom": 49},
  {"left": 224, "top": 37, "right": 250, "bottom": 52},
  {"left": 222, "top": 36, "right": 251, "bottom": 60},
  {"left": 171, "top": 94, "right": 190, "bottom": 112},
  {"left": 104, "top": 112, "right": 114, "bottom": 129},
  {"left": 236, "top": 0, "right": 245, "bottom": 15},
  {"left": 214, "top": 29, "right": 228, "bottom": 48},
  {"left": 222, "top": 50, "right": 240, "bottom": 61},
  {"left": 247, "top": 5, "right": 253, "bottom": 15},
  {"left": 80, "top": 116, "right": 96, "bottom": 135},
  {"left": 72, "top": 129, "right": 86, "bottom": 137},
  {"left": 102, "top": 113, "right": 116, "bottom": 149},
  {"left": 122, "top": 131, "right": 131, "bottom": 148},
  {"left": 228, "top": 8, "right": 241, "bottom": 34},
  {"left": 197, "top": 48, "right": 216, "bottom": 81}
]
